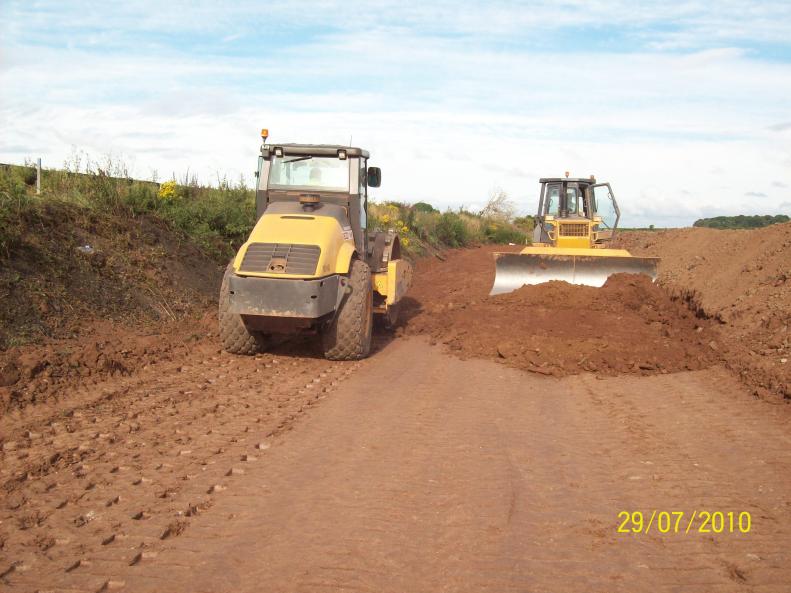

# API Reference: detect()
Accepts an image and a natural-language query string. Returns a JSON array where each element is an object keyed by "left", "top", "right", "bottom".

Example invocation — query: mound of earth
[
  {"left": 400, "top": 246, "right": 720, "bottom": 377},
  {"left": 617, "top": 223, "right": 790, "bottom": 398},
  {"left": 0, "top": 200, "right": 226, "bottom": 412},
  {"left": 0, "top": 200, "right": 221, "bottom": 349}
]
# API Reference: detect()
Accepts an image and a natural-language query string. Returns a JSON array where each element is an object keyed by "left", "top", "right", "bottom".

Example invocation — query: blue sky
[{"left": 1, "top": 1, "right": 791, "bottom": 226}]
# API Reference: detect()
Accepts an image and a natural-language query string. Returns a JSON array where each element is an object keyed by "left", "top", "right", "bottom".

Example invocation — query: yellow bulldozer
[
  {"left": 219, "top": 130, "right": 411, "bottom": 360},
  {"left": 491, "top": 174, "right": 659, "bottom": 294}
]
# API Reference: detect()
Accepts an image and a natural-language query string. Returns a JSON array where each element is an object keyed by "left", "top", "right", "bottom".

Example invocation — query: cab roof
[
  {"left": 262, "top": 144, "right": 370, "bottom": 158},
  {"left": 540, "top": 177, "right": 597, "bottom": 184}
]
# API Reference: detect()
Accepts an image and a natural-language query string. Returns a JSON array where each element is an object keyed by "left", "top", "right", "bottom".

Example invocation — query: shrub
[
  {"left": 479, "top": 189, "right": 516, "bottom": 222},
  {"left": 3, "top": 155, "right": 531, "bottom": 263},
  {"left": 0, "top": 160, "right": 256, "bottom": 262},
  {"left": 484, "top": 222, "right": 527, "bottom": 244},
  {"left": 413, "top": 201, "right": 437, "bottom": 213},
  {"left": 435, "top": 212, "right": 472, "bottom": 247},
  {"left": 412, "top": 210, "right": 438, "bottom": 242},
  {"left": 125, "top": 184, "right": 159, "bottom": 214},
  {"left": 512, "top": 215, "right": 535, "bottom": 234}
]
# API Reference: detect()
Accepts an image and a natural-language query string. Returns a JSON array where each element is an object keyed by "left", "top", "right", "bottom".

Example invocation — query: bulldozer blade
[{"left": 490, "top": 252, "right": 659, "bottom": 295}]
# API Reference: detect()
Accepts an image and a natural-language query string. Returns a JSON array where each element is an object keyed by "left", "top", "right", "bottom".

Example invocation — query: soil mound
[
  {"left": 0, "top": 201, "right": 225, "bottom": 413},
  {"left": 617, "top": 223, "right": 791, "bottom": 398},
  {"left": 0, "top": 200, "right": 221, "bottom": 349},
  {"left": 401, "top": 246, "right": 720, "bottom": 377}
]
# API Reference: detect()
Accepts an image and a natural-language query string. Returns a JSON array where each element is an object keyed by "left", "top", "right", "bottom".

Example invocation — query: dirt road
[{"left": 2, "top": 248, "right": 791, "bottom": 592}]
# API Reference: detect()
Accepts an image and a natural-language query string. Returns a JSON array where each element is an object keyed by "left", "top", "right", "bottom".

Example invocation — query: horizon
[{"left": 1, "top": 1, "right": 790, "bottom": 226}]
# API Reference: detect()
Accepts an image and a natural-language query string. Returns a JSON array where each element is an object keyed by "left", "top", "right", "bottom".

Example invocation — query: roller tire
[
  {"left": 218, "top": 262, "right": 268, "bottom": 355},
  {"left": 322, "top": 259, "right": 373, "bottom": 360}
]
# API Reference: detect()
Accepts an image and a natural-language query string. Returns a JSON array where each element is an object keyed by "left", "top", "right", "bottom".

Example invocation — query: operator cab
[
  {"left": 255, "top": 141, "right": 382, "bottom": 260},
  {"left": 534, "top": 175, "right": 621, "bottom": 245}
]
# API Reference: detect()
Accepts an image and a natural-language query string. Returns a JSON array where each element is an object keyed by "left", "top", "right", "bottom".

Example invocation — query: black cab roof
[
  {"left": 539, "top": 177, "right": 597, "bottom": 184},
  {"left": 262, "top": 144, "right": 370, "bottom": 158}
]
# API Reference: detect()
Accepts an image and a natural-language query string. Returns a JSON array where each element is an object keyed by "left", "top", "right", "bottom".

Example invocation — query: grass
[
  {"left": 1, "top": 159, "right": 532, "bottom": 263},
  {"left": 0, "top": 159, "right": 254, "bottom": 262}
]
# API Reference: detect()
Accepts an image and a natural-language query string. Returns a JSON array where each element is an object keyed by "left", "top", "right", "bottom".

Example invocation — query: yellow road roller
[
  {"left": 220, "top": 131, "right": 411, "bottom": 360},
  {"left": 491, "top": 175, "right": 659, "bottom": 295}
]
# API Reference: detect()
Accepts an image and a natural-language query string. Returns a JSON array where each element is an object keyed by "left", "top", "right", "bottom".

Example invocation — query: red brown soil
[
  {"left": 0, "top": 203, "right": 224, "bottom": 413},
  {"left": 616, "top": 223, "right": 791, "bottom": 399},
  {"left": 0, "top": 316, "right": 215, "bottom": 414},
  {"left": 2, "top": 239, "right": 791, "bottom": 591},
  {"left": 400, "top": 245, "right": 721, "bottom": 377},
  {"left": 4, "top": 338, "right": 791, "bottom": 592},
  {"left": 0, "top": 326, "right": 362, "bottom": 592}
]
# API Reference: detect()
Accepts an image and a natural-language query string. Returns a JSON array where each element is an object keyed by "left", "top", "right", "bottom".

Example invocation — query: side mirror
[{"left": 367, "top": 167, "right": 381, "bottom": 188}]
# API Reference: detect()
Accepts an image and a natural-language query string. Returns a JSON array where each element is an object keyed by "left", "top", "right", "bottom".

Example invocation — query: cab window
[
  {"left": 545, "top": 184, "right": 560, "bottom": 215},
  {"left": 566, "top": 187, "right": 580, "bottom": 216},
  {"left": 359, "top": 160, "right": 367, "bottom": 229}
]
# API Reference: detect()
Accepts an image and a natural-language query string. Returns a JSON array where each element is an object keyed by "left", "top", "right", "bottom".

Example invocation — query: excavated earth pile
[
  {"left": 401, "top": 246, "right": 721, "bottom": 378},
  {"left": 616, "top": 223, "right": 791, "bottom": 399},
  {"left": 0, "top": 207, "right": 223, "bottom": 413}
]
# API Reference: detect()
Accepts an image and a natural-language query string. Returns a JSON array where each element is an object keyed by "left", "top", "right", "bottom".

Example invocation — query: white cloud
[{"left": 1, "top": 1, "right": 791, "bottom": 226}]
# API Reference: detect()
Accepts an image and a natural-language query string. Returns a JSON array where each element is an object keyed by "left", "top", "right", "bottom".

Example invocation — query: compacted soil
[{"left": 2, "top": 240, "right": 791, "bottom": 592}]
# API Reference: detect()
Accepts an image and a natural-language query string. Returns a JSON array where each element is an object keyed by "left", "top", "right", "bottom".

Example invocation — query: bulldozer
[
  {"left": 490, "top": 174, "right": 659, "bottom": 295},
  {"left": 219, "top": 130, "right": 412, "bottom": 360}
]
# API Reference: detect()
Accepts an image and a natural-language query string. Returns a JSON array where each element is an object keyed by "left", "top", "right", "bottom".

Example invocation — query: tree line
[{"left": 693, "top": 215, "right": 790, "bottom": 229}]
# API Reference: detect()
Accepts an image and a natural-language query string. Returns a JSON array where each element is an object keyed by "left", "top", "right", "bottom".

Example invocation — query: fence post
[{"left": 36, "top": 158, "right": 41, "bottom": 195}]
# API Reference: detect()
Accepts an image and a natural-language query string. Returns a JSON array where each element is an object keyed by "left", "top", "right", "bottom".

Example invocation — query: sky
[{"left": 1, "top": 1, "right": 790, "bottom": 227}]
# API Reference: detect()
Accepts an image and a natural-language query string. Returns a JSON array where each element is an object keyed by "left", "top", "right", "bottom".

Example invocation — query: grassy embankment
[
  {"left": 0, "top": 161, "right": 530, "bottom": 263},
  {"left": 0, "top": 160, "right": 253, "bottom": 261},
  {"left": 0, "top": 160, "right": 530, "bottom": 347}
]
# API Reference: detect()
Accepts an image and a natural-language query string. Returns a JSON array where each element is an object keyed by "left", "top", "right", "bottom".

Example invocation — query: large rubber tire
[
  {"left": 218, "top": 262, "right": 268, "bottom": 355},
  {"left": 322, "top": 259, "right": 373, "bottom": 360}
]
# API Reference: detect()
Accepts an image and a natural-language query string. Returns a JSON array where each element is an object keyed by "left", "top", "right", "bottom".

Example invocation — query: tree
[
  {"left": 413, "top": 201, "right": 437, "bottom": 213},
  {"left": 693, "top": 215, "right": 790, "bottom": 229},
  {"left": 480, "top": 188, "right": 516, "bottom": 222}
]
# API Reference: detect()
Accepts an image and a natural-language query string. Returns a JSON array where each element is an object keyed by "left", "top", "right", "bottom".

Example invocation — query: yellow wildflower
[{"left": 158, "top": 180, "right": 177, "bottom": 201}]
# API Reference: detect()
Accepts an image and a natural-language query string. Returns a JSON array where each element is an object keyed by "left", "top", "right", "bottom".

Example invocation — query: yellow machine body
[
  {"left": 372, "top": 260, "right": 412, "bottom": 307},
  {"left": 221, "top": 138, "right": 409, "bottom": 360},
  {"left": 490, "top": 178, "right": 660, "bottom": 295},
  {"left": 233, "top": 212, "right": 356, "bottom": 278},
  {"left": 230, "top": 205, "right": 410, "bottom": 321}
]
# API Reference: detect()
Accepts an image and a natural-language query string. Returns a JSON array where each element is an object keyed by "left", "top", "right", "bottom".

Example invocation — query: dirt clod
[{"left": 161, "top": 519, "right": 188, "bottom": 540}]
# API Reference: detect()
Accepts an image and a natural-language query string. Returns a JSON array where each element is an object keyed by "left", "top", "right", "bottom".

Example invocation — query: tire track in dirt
[
  {"left": 0, "top": 334, "right": 369, "bottom": 592},
  {"left": 40, "top": 338, "right": 790, "bottom": 593},
  {"left": 3, "top": 243, "right": 791, "bottom": 592}
]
